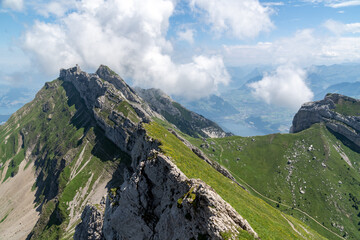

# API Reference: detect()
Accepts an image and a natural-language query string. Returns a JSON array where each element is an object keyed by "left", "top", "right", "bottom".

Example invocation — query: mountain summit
[{"left": 291, "top": 93, "right": 360, "bottom": 151}]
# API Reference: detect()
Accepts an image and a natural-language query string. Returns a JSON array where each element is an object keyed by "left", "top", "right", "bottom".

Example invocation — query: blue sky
[{"left": 0, "top": 0, "right": 360, "bottom": 112}]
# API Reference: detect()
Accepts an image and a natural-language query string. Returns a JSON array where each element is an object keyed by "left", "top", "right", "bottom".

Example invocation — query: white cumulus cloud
[
  {"left": 21, "top": 0, "right": 230, "bottom": 99},
  {"left": 177, "top": 28, "right": 195, "bottom": 44},
  {"left": 301, "top": 0, "right": 360, "bottom": 8},
  {"left": 223, "top": 28, "right": 360, "bottom": 66},
  {"left": 328, "top": 0, "right": 360, "bottom": 7},
  {"left": 189, "top": 0, "right": 273, "bottom": 39},
  {"left": 248, "top": 65, "right": 314, "bottom": 109},
  {"left": 1, "top": 0, "right": 24, "bottom": 11},
  {"left": 32, "top": 0, "right": 78, "bottom": 17},
  {"left": 324, "top": 19, "right": 360, "bottom": 35}
]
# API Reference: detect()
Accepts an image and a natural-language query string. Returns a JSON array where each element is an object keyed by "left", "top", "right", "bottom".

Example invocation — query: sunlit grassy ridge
[
  {"left": 138, "top": 88, "right": 226, "bottom": 138},
  {"left": 115, "top": 100, "right": 140, "bottom": 123},
  {"left": 334, "top": 98, "right": 360, "bottom": 116},
  {"left": 187, "top": 123, "right": 360, "bottom": 239},
  {"left": 145, "top": 121, "right": 327, "bottom": 240}
]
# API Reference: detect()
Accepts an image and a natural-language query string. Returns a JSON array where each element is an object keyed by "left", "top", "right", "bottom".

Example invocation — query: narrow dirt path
[
  {"left": 227, "top": 169, "right": 345, "bottom": 240},
  {"left": 219, "top": 144, "right": 224, "bottom": 163},
  {"left": 281, "top": 213, "right": 304, "bottom": 238}
]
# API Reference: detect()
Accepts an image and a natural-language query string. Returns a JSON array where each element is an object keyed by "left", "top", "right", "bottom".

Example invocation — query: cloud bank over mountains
[
  {"left": 20, "top": 0, "right": 274, "bottom": 99},
  {"left": 1, "top": 0, "right": 360, "bottom": 108},
  {"left": 248, "top": 65, "right": 314, "bottom": 110},
  {"left": 225, "top": 20, "right": 359, "bottom": 109},
  {"left": 223, "top": 28, "right": 360, "bottom": 66}
]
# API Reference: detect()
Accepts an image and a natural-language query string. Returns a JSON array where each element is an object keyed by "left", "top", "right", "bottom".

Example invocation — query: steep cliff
[
  {"left": 100, "top": 151, "right": 258, "bottom": 240},
  {"left": 291, "top": 93, "right": 360, "bottom": 150},
  {"left": 58, "top": 66, "right": 261, "bottom": 239},
  {"left": 59, "top": 65, "right": 160, "bottom": 155},
  {"left": 0, "top": 65, "right": 258, "bottom": 240}
]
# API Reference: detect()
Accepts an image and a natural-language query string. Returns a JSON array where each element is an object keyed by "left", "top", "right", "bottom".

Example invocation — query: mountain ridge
[
  {"left": 0, "top": 65, "right": 320, "bottom": 240},
  {"left": 134, "top": 87, "right": 231, "bottom": 138},
  {"left": 291, "top": 93, "right": 360, "bottom": 151},
  {"left": 187, "top": 93, "right": 360, "bottom": 239}
]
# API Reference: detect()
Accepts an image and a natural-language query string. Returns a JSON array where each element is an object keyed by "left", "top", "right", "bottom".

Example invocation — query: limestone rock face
[
  {"left": 103, "top": 151, "right": 258, "bottom": 240},
  {"left": 96, "top": 65, "right": 141, "bottom": 103},
  {"left": 59, "top": 65, "right": 160, "bottom": 154},
  {"left": 135, "top": 87, "right": 231, "bottom": 138},
  {"left": 74, "top": 205, "right": 104, "bottom": 240},
  {"left": 134, "top": 88, "right": 179, "bottom": 115},
  {"left": 60, "top": 65, "right": 258, "bottom": 240},
  {"left": 291, "top": 93, "right": 360, "bottom": 149}
]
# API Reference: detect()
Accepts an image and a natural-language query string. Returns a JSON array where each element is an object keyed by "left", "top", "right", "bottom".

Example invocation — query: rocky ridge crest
[
  {"left": 135, "top": 87, "right": 230, "bottom": 138},
  {"left": 60, "top": 65, "right": 258, "bottom": 239},
  {"left": 100, "top": 151, "right": 258, "bottom": 240},
  {"left": 60, "top": 65, "right": 162, "bottom": 166},
  {"left": 291, "top": 93, "right": 360, "bottom": 149}
]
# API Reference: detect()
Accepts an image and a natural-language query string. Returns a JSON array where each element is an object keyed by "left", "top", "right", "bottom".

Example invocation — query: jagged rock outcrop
[
  {"left": 291, "top": 93, "right": 360, "bottom": 149},
  {"left": 74, "top": 205, "right": 104, "bottom": 240},
  {"left": 60, "top": 65, "right": 146, "bottom": 112},
  {"left": 135, "top": 87, "right": 231, "bottom": 138},
  {"left": 102, "top": 150, "right": 258, "bottom": 240},
  {"left": 59, "top": 65, "right": 161, "bottom": 155},
  {"left": 96, "top": 65, "right": 140, "bottom": 103},
  {"left": 62, "top": 65, "right": 257, "bottom": 239}
]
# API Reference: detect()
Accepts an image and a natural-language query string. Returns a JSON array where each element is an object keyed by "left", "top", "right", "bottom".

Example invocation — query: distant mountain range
[
  {"left": 315, "top": 81, "right": 360, "bottom": 100},
  {"left": 177, "top": 63, "right": 360, "bottom": 136}
]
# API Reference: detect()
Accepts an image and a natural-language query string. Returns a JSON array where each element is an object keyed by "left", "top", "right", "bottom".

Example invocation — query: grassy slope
[
  {"left": 187, "top": 123, "right": 360, "bottom": 239},
  {"left": 145, "top": 121, "right": 327, "bottom": 240},
  {"left": 0, "top": 76, "right": 332, "bottom": 239},
  {"left": 150, "top": 93, "right": 224, "bottom": 138},
  {"left": 0, "top": 80, "right": 131, "bottom": 239},
  {"left": 334, "top": 98, "right": 360, "bottom": 116}
]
